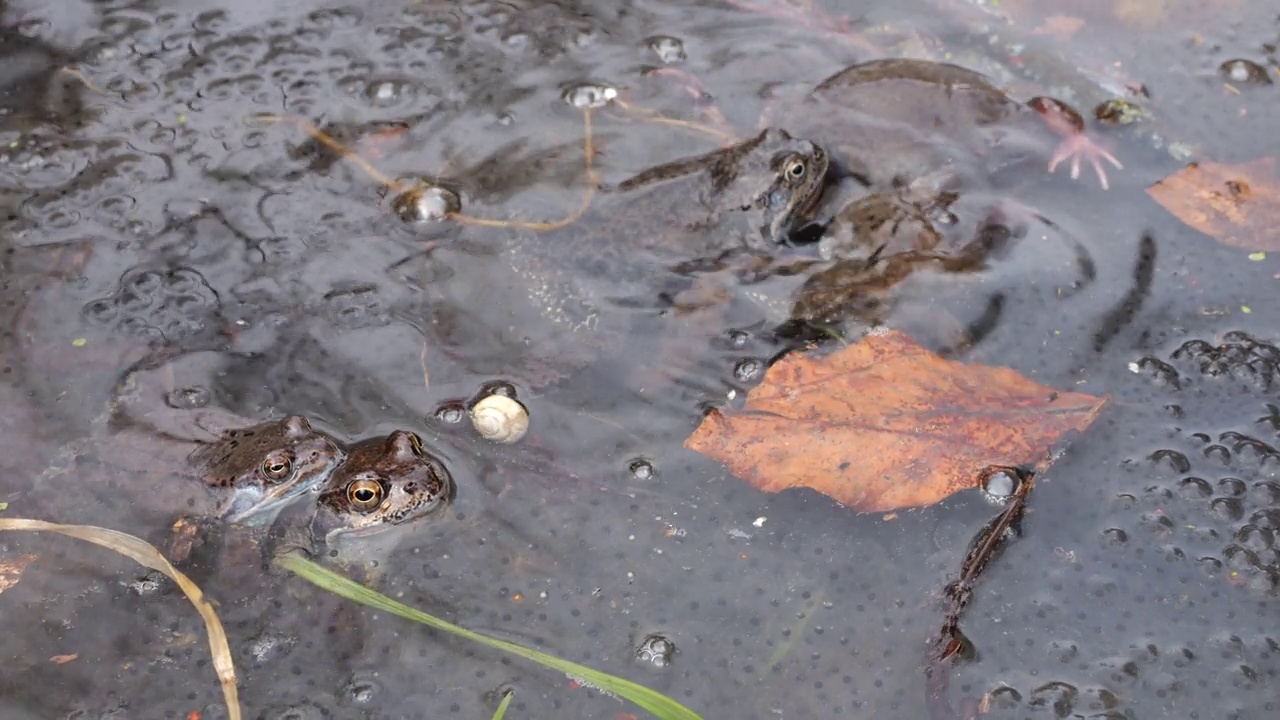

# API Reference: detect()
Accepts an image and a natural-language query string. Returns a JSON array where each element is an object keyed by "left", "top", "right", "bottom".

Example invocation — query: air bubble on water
[
  {"left": 981, "top": 469, "right": 1019, "bottom": 502},
  {"left": 126, "top": 571, "right": 166, "bottom": 596},
  {"left": 562, "top": 82, "right": 617, "bottom": 109},
  {"left": 366, "top": 78, "right": 415, "bottom": 105},
  {"left": 342, "top": 671, "right": 382, "bottom": 704},
  {"left": 733, "top": 358, "right": 763, "bottom": 383},
  {"left": 635, "top": 633, "right": 676, "bottom": 667},
  {"left": 727, "top": 329, "right": 751, "bottom": 348},
  {"left": 166, "top": 386, "right": 211, "bottom": 409},
  {"left": 433, "top": 402, "right": 466, "bottom": 424},
  {"left": 392, "top": 183, "right": 460, "bottom": 223},
  {"left": 628, "top": 458, "right": 656, "bottom": 480},
  {"left": 646, "top": 35, "right": 686, "bottom": 64},
  {"left": 1219, "top": 59, "right": 1272, "bottom": 86},
  {"left": 248, "top": 631, "right": 297, "bottom": 665}
]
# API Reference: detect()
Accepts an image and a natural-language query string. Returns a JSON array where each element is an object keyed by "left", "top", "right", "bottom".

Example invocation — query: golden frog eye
[
  {"left": 784, "top": 157, "right": 807, "bottom": 182},
  {"left": 261, "top": 453, "right": 293, "bottom": 481},
  {"left": 347, "top": 478, "right": 384, "bottom": 511},
  {"left": 408, "top": 432, "right": 425, "bottom": 457}
]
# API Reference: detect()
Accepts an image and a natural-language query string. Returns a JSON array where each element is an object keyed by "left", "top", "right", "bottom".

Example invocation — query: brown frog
[
  {"left": 773, "top": 172, "right": 1094, "bottom": 346},
  {"left": 765, "top": 58, "right": 1122, "bottom": 195},
  {"left": 270, "top": 429, "right": 453, "bottom": 579},
  {"left": 310, "top": 430, "right": 453, "bottom": 543},
  {"left": 418, "top": 127, "right": 828, "bottom": 385},
  {"left": 22, "top": 359, "right": 347, "bottom": 534}
]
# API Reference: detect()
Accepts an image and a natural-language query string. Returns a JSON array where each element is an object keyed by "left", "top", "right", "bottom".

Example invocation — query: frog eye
[
  {"left": 261, "top": 452, "right": 294, "bottom": 481},
  {"left": 408, "top": 432, "right": 425, "bottom": 457},
  {"left": 348, "top": 478, "right": 385, "bottom": 511},
  {"left": 784, "top": 157, "right": 807, "bottom": 182}
]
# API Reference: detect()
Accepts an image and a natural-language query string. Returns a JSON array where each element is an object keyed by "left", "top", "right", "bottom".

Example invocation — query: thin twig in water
[
  {"left": 255, "top": 109, "right": 602, "bottom": 232},
  {"left": 57, "top": 67, "right": 107, "bottom": 95},
  {"left": 925, "top": 467, "right": 1034, "bottom": 720},
  {"left": 611, "top": 98, "right": 739, "bottom": 144}
]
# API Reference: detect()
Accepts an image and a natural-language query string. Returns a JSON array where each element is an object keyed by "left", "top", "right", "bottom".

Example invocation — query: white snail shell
[{"left": 470, "top": 394, "right": 529, "bottom": 444}]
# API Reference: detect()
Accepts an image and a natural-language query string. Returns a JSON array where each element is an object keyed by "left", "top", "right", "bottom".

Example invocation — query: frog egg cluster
[{"left": 81, "top": 266, "right": 220, "bottom": 345}]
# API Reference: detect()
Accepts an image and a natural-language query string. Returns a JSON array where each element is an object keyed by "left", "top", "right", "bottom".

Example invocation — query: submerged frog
[
  {"left": 765, "top": 58, "right": 1122, "bottom": 194},
  {"left": 419, "top": 127, "right": 828, "bottom": 385},
  {"left": 762, "top": 172, "right": 1095, "bottom": 346}
]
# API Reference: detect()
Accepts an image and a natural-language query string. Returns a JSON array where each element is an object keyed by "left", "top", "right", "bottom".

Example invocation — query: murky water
[{"left": 1, "top": 0, "right": 1279, "bottom": 717}]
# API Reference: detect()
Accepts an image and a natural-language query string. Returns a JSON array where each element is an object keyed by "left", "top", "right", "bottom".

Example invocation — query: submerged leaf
[
  {"left": 1147, "top": 157, "right": 1280, "bottom": 250},
  {"left": 0, "top": 553, "right": 36, "bottom": 595},
  {"left": 685, "top": 330, "right": 1107, "bottom": 511}
]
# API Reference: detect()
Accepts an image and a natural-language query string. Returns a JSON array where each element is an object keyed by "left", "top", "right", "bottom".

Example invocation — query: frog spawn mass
[
  {"left": 417, "top": 126, "right": 829, "bottom": 385},
  {"left": 419, "top": 59, "right": 1116, "bottom": 385}
]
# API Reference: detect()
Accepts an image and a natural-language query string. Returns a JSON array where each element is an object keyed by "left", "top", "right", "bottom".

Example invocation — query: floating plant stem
[
  {"left": 255, "top": 108, "right": 602, "bottom": 232},
  {"left": 490, "top": 690, "right": 513, "bottom": 720},
  {"left": 277, "top": 552, "right": 703, "bottom": 720},
  {"left": 447, "top": 107, "right": 600, "bottom": 232},
  {"left": 611, "top": 97, "right": 738, "bottom": 144},
  {"left": 925, "top": 466, "right": 1035, "bottom": 719},
  {"left": 253, "top": 113, "right": 406, "bottom": 191}
]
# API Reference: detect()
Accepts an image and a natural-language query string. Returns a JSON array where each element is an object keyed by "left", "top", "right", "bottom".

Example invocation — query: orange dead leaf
[
  {"left": 684, "top": 330, "right": 1108, "bottom": 512},
  {"left": 1113, "top": 0, "right": 1169, "bottom": 30},
  {"left": 1146, "top": 157, "right": 1280, "bottom": 250},
  {"left": 0, "top": 553, "right": 37, "bottom": 595},
  {"left": 1032, "top": 15, "right": 1086, "bottom": 40},
  {"left": 49, "top": 654, "right": 78, "bottom": 664}
]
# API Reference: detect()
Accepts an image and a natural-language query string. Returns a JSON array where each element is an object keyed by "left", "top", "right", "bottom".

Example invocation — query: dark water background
[{"left": 1, "top": 0, "right": 1279, "bottom": 717}]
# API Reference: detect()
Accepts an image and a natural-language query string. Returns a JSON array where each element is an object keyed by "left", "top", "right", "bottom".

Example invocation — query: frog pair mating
[
  {"left": 425, "top": 58, "right": 1112, "bottom": 384},
  {"left": 190, "top": 416, "right": 454, "bottom": 552},
  {"left": 621, "top": 57, "right": 1112, "bottom": 329},
  {"left": 28, "top": 409, "right": 453, "bottom": 563}
]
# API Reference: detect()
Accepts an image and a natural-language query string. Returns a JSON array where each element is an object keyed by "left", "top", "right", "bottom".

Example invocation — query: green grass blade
[
  {"left": 276, "top": 553, "right": 702, "bottom": 720},
  {"left": 491, "top": 690, "right": 513, "bottom": 720}
]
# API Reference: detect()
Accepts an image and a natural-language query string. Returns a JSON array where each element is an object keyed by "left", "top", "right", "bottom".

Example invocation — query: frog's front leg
[{"left": 1030, "top": 97, "right": 1123, "bottom": 190}]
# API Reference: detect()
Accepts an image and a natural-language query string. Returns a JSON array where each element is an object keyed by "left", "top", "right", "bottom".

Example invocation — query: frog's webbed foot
[
  {"left": 1047, "top": 133, "right": 1124, "bottom": 190},
  {"left": 1030, "top": 96, "right": 1123, "bottom": 190}
]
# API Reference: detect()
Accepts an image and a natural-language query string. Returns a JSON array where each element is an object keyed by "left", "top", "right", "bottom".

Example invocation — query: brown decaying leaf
[
  {"left": 685, "top": 330, "right": 1108, "bottom": 512},
  {"left": 0, "top": 553, "right": 37, "bottom": 594},
  {"left": 1031, "top": 15, "right": 1086, "bottom": 40},
  {"left": 50, "top": 654, "right": 78, "bottom": 664},
  {"left": 1146, "top": 157, "right": 1280, "bottom": 251}
]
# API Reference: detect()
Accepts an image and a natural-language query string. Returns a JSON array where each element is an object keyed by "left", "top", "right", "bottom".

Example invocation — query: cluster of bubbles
[{"left": 635, "top": 633, "right": 677, "bottom": 667}]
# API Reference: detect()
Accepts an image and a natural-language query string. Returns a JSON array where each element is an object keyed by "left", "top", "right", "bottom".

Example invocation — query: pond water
[{"left": 1, "top": 0, "right": 1279, "bottom": 717}]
